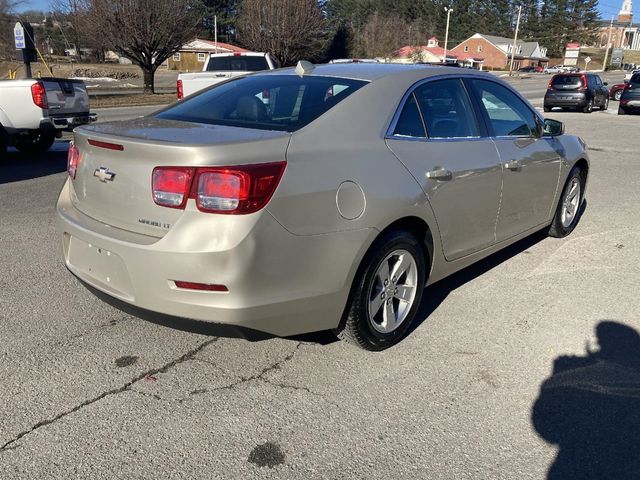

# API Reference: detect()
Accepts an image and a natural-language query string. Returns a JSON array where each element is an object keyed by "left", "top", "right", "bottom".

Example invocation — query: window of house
[
  {"left": 173, "top": 53, "right": 181, "bottom": 61},
  {"left": 464, "top": 46, "right": 469, "bottom": 52},
  {"left": 197, "top": 52, "right": 207, "bottom": 62},
  {"left": 477, "top": 45, "right": 483, "bottom": 53}
]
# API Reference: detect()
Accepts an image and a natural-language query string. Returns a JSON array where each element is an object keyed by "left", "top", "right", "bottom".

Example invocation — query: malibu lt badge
[{"left": 94, "top": 166, "right": 116, "bottom": 183}]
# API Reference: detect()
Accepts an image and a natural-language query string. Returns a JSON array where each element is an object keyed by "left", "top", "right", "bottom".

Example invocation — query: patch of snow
[{"left": 70, "top": 76, "right": 120, "bottom": 82}]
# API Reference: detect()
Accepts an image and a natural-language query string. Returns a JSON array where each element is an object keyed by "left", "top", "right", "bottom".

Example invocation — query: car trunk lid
[{"left": 69, "top": 118, "right": 291, "bottom": 237}]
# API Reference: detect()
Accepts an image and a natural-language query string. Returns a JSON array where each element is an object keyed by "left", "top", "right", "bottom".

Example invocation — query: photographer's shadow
[{"left": 532, "top": 321, "right": 640, "bottom": 479}]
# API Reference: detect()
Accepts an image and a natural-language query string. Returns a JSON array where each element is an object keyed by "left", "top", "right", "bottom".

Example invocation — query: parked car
[
  {"left": 544, "top": 65, "right": 564, "bottom": 74},
  {"left": 177, "top": 52, "right": 278, "bottom": 99},
  {"left": 624, "top": 69, "right": 640, "bottom": 82},
  {"left": 518, "top": 66, "right": 539, "bottom": 73},
  {"left": 0, "top": 78, "right": 96, "bottom": 156},
  {"left": 618, "top": 74, "right": 640, "bottom": 114},
  {"left": 57, "top": 64, "right": 589, "bottom": 351},
  {"left": 609, "top": 82, "right": 628, "bottom": 101},
  {"left": 544, "top": 73, "right": 609, "bottom": 113}
]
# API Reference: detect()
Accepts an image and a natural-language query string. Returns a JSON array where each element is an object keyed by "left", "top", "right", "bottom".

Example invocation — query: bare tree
[
  {"left": 237, "top": 0, "right": 327, "bottom": 66},
  {"left": 51, "top": 0, "right": 89, "bottom": 59},
  {"left": 354, "top": 12, "right": 427, "bottom": 60},
  {"left": 88, "top": 0, "right": 204, "bottom": 93},
  {"left": 0, "top": 0, "right": 19, "bottom": 59}
]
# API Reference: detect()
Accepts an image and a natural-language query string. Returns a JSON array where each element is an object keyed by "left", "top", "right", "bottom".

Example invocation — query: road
[{"left": 1, "top": 78, "right": 639, "bottom": 479}]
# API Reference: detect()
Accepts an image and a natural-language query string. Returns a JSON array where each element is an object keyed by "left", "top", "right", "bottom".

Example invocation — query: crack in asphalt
[
  {"left": 190, "top": 343, "right": 338, "bottom": 406},
  {"left": 0, "top": 337, "right": 219, "bottom": 453}
]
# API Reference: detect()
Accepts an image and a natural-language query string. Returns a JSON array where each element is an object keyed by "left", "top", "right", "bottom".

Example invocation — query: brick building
[
  {"left": 168, "top": 39, "right": 247, "bottom": 71},
  {"left": 451, "top": 33, "right": 549, "bottom": 70},
  {"left": 392, "top": 37, "right": 484, "bottom": 69}
]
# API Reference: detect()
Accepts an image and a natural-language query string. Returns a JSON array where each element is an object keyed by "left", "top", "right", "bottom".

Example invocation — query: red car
[{"left": 609, "top": 83, "right": 627, "bottom": 101}]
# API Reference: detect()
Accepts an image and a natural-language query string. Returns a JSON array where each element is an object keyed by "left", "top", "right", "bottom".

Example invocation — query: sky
[{"left": 13, "top": 0, "right": 639, "bottom": 23}]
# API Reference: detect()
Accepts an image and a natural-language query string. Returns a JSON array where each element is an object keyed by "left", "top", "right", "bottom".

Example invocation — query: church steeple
[{"left": 619, "top": 0, "right": 633, "bottom": 23}]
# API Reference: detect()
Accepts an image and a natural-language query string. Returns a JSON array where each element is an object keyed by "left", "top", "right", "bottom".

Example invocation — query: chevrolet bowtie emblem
[{"left": 93, "top": 166, "right": 116, "bottom": 183}]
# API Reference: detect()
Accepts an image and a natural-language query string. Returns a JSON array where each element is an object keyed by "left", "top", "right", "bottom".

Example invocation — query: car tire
[
  {"left": 618, "top": 106, "right": 626, "bottom": 115},
  {"left": 614, "top": 90, "right": 623, "bottom": 101},
  {"left": 543, "top": 105, "right": 551, "bottom": 112},
  {"left": 582, "top": 99, "right": 594, "bottom": 113},
  {"left": 548, "top": 167, "right": 586, "bottom": 238},
  {"left": 15, "top": 132, "right": 56, "bottom": 154},
  {"left": 338, "top": 230, "right": 426, "bottom": 351},
  {"left": 602, "top": 97, "right": 609, "bottom": 110}
]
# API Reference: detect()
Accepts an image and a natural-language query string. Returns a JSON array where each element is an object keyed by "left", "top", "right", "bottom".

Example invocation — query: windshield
[
  {"left": 206, "top": 56, "right": 270, "bottom": 72},
  {"left": 156, "top": 75, "right": 368, "bottom": 132}
]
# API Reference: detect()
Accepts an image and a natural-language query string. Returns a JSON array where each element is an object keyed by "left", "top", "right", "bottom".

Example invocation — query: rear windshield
[
  {"left": 551, "top": 75, "right": 583, "bottom": 87},
  {"left": 206, "top": 56, "right": 269, "bottom": 72},
  {"left": 156, "top": 75, "right": 368, "bottom": 132}
]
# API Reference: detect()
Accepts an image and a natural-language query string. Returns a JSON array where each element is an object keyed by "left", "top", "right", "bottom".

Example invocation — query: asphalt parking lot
[{"left": 1, "top": 104, "right": 639, "bottom": 478}]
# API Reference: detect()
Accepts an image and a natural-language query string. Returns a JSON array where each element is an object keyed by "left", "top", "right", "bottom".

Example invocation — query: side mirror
[{"left": 543, "top": 118, "right": 564, "bottom": 137}]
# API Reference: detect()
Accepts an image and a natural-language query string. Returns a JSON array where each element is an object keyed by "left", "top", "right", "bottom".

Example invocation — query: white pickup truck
[
  {"left": 177, "top": 52, "right": 278, "bottom": 99},
  {"left": 0, "top": 78, "right": 96, "bottom": 156}
]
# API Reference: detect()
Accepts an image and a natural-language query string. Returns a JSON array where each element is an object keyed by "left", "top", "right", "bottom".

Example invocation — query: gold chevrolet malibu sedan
[{"left": 57, "top": 63, "right": 589, "bottom": 350}]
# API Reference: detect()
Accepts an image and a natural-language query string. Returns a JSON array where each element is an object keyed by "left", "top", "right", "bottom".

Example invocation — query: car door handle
[
  {"left": 505, "top": 160, "right": 521, "bottom": 171},
  {"left": 426, "top": 168, "right": 452, "bottom": 180}
]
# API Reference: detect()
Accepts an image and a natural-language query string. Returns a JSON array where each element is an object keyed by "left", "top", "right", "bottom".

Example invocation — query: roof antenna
[{"left": 296, "top": 60, "right": 315, "bottom": 77}]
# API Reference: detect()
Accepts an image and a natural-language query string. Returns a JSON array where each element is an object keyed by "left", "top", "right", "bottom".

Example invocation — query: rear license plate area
[{"left": 67, "top": 235, "right": 135, "bottom": 300}]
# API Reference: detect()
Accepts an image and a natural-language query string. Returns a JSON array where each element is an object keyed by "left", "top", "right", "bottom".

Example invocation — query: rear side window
[
  {"left": 206, "top": 56, "right": 269, "bottom": 72},
  {"left": 156, "top": 75, "right": 367, "bottom": 132},
  {"left": 471, "top": 79, "right": 537, "bottom": 137},
  {"left": 551, "top": 75, "right": 583, "bottom": 88},
  {"left": 393, "top": 94, "right": 426, "bottom": 137},
  {"left": 413, "top": 79, "right": 479, "bottom": 138}
]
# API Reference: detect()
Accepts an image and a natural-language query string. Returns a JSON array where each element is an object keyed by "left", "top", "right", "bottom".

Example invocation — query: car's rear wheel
[
  {"left": 614, "top": 90, "right": 623, "bottom": 101},
  {"left": 583, "top": 99, "right": 594, "bottom": 113},
  {"left": 15, "top": 132, "right": 56, "bottom": 154},
  {"left": 548, "top": 167, "right": 586, "bottom": 238},
  {"left": 618, "top": 106, "right": 626, "bottom": 115},
  {"left": 543, "top": 105, "right": 551, "bottom": 112},
  {"left": 339, "top": 231, "right": 426, "bottom": 351},
  {"left": 602, "top": 97, "right": 609, "bottom": 110}
]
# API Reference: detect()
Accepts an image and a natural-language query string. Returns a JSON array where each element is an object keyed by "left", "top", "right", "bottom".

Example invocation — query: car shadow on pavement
[
  {"left": 532, "top": 321, "right": 640, "bottom": 479},
  {"left": 0, "top": 142, "right": 68, "bottom": 184},
  {"left": 407, "top": 228, "right": 549, "bottom": 337}
]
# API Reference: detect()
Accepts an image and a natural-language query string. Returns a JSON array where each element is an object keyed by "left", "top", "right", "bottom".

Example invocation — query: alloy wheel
[{"left": 561, "top": 178, "right": 581, "bottom": 228}]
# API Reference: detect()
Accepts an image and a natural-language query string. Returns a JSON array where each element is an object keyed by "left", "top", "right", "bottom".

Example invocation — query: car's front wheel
[
  {"left": 339, "top": 231, "right": 426, "bottom": 351},
  {"left": 549, "top": 167, "right": 586, "bottom": 238},
  {"left": 583, "top": 99, "right": 594, "bottom": 113}
]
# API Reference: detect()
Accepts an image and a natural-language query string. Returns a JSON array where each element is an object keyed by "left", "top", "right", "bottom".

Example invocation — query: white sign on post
[{"left": 14, "top": 22, "right": 25, "bottom": 49}]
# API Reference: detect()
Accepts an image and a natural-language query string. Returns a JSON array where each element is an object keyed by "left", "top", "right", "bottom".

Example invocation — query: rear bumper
[
  {"left": 544, "top": 92, "right": 589, "bottom": 107},
  {"left": 42, "top": 113, "right": 97, "bottom": 132},
  {"left": 56, "top": 179, "right": 371, "bottom": 337}
]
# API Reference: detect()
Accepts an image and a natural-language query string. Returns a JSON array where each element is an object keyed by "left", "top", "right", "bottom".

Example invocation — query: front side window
[
  {"left": 156, "top": 75, "right": 367, "bottom": 132},
  {"left": 470, "top": 79, "right": 537, "bottom": 137},
  {"left": 413, "top": 79, "right": 479, "bottom": 138}
]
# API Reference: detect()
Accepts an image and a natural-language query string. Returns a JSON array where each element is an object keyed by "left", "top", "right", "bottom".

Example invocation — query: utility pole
[
  {"left": 602, "top": 16, "right": 614, "bottom": 71},
  {"left": 443, "top": 7, "right": 453, "bottom": 64},
  {"left": 214, "top": 15, "right": 218, "bottom": 54},
  {"left": 509, "top": 5, "right": 522, "bottom": 76}
]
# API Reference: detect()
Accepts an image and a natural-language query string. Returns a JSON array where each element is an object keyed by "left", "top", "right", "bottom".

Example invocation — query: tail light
[
  {"left": 547, "top": 76, "right": 555, "bottom": 90},
  {"left": 152, "top": 167, "right": 194, "bottom": 209},
  {"left": 31, "top": 81, "right": 48, "bottom": 109},
  {"left": 151, "top": 162, "right": 286, "bottom": 214},
  {"left": 67, "top": 142, "right": 80, "bottom": 179},
  {"left": 177, "top": 79, "right": 184, "bottom": 100}
]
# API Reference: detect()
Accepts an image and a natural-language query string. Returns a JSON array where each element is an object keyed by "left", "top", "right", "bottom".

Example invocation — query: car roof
[{"left": 259, "top": 62, "right": 486, "bottom": 82}]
